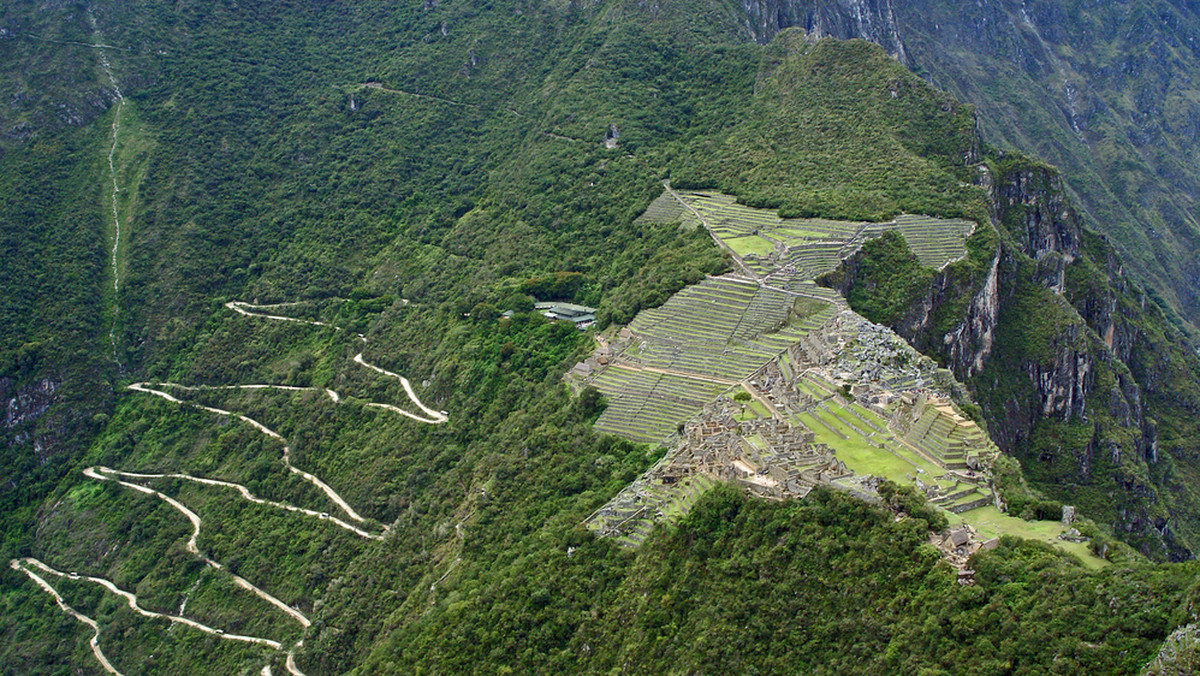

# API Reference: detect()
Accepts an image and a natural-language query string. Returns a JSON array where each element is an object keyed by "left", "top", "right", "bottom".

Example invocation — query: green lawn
[
  {"left": 958, "top": 505, "right": 1109, "bottom": 570},
  {"left": 800, "top": 412, "right": 916, "bottom": 483},
  {"left": 724, "top": 235, "right": 775, "bottom": 257},
  {"left": 745, "top": 398, "right": 771, "bottom": 418}
]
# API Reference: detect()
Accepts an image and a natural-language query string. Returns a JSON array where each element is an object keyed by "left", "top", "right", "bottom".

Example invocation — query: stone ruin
[
  {"left": 667, "top": 397, "right": 849, "bottom": 501},
  {"left": 583, "top": 396, "right": 848, "bottom": 544},
  {"left": 930, "top": 523, "right": 1000, "bottom": 582}
]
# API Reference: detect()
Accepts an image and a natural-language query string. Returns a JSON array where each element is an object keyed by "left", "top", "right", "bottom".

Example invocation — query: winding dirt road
[
  {"left": 9, "top": 559, "right": 120, "bottom": 674},
  {"left": 91, "top": 465, "right": 386, "bottom": 540},
  {"left": 353, "top": 353, "right": 449, "bottom": 424},
  {"left": 225, "top": 301, "right": 352, "bottom": 334},
  {"left": 12, "top": 558, "right": 283, "bottom": 649},
  {"left": 82, "top": 466, "right": 311, "bottom": 628},
  {"left": 126, "top": 383, "right": 370, "bottom": 523},
  {"left": 14, "top": 300, "right": 443, "bottom": 674}
]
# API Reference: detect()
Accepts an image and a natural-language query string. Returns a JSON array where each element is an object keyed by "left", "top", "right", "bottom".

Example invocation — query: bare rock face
[
  {"left": 2, "top": 377, "right": 58, "bottom": 431},
  {"left": 825, "top": 148, "right": 1198, "bottom": 558},
  {"left": 943, "top": 253, "right": 1000, "bottom": 380},
  {"left": 1, "top": 376, "right": 64, "bottom": 476},
  {"left": 740, "top": 0, "right": 909, "bottom": 64}
]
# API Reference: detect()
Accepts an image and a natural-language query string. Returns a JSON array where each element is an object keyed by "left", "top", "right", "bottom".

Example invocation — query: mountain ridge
[{"left": 4, "top": 1, "right": 1200, "bottom": 673}]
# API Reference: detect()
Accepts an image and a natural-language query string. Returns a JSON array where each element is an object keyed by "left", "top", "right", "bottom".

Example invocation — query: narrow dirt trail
[
  {"left": 356, "top": 82, "right": 523, "bottom": 118},
  {"left": 82, "top": 467, "right": 312, "bottom": 628},
  {"left": 8, "top": 560, "right": 121, "bottom": 675},
  {"left": 12, "top": 558, "right": 283, "bottom": 649},
  {"left": 88, "top": 7, "right": 126, "bottom": 372},
  {"left": 94, "top": 466, "right": 386, "bottom": 540},
  {"left": 12, "top": 32, "right": 131, "bottom": 50},
  {"left": 129, "top": 382, "right": 365, "bottom": 523}
]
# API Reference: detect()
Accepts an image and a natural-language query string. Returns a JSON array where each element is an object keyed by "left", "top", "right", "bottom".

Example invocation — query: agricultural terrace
[
  {"left": 784, "top": 372, "right": 994, "bottom": 514},
  {"left": 589, "top": 274, "right": 837, "bottom": 443},
  {"left": 584, "top": 192, "right": 1104, "bottom": 568},
  {"left": 642, "top": 188, "right": 975, "bottom": 279},
  {"left": 590, "top": 367, "right": 730, "bottom": 444}
]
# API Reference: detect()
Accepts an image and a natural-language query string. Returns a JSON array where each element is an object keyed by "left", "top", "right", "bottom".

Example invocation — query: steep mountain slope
[
  {"left": 827, "top": 152, "right": 1200, "bottom": 560},
  {"left": 737, "top": 0, "right": 1200, "bottom": 324},
  {"left": 3, "top": 0, "right": 1200, "bottom": 674}
]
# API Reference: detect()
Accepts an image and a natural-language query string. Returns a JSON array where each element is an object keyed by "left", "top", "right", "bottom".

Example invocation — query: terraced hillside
[
  {"left": 642, "top": 187, "right": 975, "bottom": 279},
  {"left": 581, "top": 191, "right": 1103, "bottom": 567},
  {"left": 587, "top": 189, "right": 974, "bottom": 447},
  {"left": 584, "top": 302, "right": 1098, "bottom": 565},
  {"left": 587, "top": 274, "right": 837, "bottom": 444},
  {"left": 589, "top": 368, "right": 730, "bottom": 444}
]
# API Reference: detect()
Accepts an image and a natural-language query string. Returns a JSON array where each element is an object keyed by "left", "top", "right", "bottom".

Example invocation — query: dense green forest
[{"left": 3, "top": 0, "right": 1200, "bottom": 673}]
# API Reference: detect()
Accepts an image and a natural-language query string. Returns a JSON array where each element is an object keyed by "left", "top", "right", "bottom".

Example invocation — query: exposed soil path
[
  {"left": 93, "top": 466, "right": 386, "bottom": 540},
  {"left": 286, "top": 641, "right": 306, "bottom": 675},
  {"left": 13, "top": 300, "right": 446, "bottom": 673},
  {"left": 82, "top": 466, "right": 312, "bottom": 628},
  {"left": 356, "top": 82, "right": 523, "bottom": 117},
  {"left": 223, "top": 301, "right": 448, "bottom": 423},
  {"left": 225, "top": 301, "right": 360, "bottom": 336},
  {"left": 353, "top": 353, "right": 449, "bottom": 424},
  {"left": 7, "top": 32, "right": 131, "bottom": 50},
  {"left": 87, "top": 6, "right": 126, "bottom": 372},
  {"left": 8, "top": 559, "right": 121, "bottom": 674},
  {"left": 125, "top": 383, "right": 370, "bottom": 523},
  {"left": 12, "top": 558, "right": 283, "bottom": 649}
]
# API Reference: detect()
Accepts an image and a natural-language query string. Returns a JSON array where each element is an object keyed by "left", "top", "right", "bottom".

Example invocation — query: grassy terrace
[
  {"left": 859, "top": 214, "right": 974, "bottom": 269},
  {"left": 725, "top": 235, "right": 774, "bottom": 257},
  {"left": 664, "top": 190, "right": 974, "bottom": 277},
  {"left": 624, "top": 275, "right": 836, "bottom": 380},
  {"left": 763, "top": 372, "right": 1101, "bottom": 565},
  {"left": 780, "top": 379, "right": 1103, "bottom": 566},
  {"left": 965, "top": 506, "right": 1108, "bottom": 570},
  {"left": 634, "top": 191, "right": 689, "bottom": 225},
  {"left": 590, "top": 272, "right": 837, "bottom": 444},
  {"left": 593, "top": 473, "right": 720, "bottom": 548},
  {"left": 592, "top": 366, "right": 731, "bottom": 444}
]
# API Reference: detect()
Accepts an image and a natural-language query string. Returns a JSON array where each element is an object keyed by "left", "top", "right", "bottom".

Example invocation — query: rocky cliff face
[
  {"left": 0, "top": 374, "right": 65, "bottom": 501},
  {"left": 2, "top": 377, "right": 58, "bottom": 432},
  {"left": 826, "top": 146, "right": 1199, "bottom": 559},
  {"left": 973, "top": 159, "right": 1197, "bottom": 559},
  {"left": 737, "top": 0, "right": 1200, "bottom": 326},
  {"left": 740, "top": 0, "right": 908, "bottom": 63}
]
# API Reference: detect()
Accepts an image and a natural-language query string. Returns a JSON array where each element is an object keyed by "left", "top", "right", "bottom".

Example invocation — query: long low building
[{"left": 535, "top": 301, "right": 596, "bottom": 329}]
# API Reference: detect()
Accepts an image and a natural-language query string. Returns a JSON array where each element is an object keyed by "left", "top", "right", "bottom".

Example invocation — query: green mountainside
[
  {"left": 4, "top": 0, "right": 1200, "bottom": 673},
  {"left": 736, "top": 0, "right": 1200, "bottom": 325}
]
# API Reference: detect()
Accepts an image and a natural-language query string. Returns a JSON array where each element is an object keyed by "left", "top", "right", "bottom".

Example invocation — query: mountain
[
  {"left": 729, "top": 0, "right": 1200, "bottom": 563},
  {"left": 739, "top": 0, "right": 1200, "bottom": 325},
  {"left": 4, "top": 0, "right": 1200, "bottom": 673}
]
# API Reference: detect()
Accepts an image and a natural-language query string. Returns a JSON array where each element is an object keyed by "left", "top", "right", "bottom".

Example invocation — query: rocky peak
[
  {"left": 740, "top": 0, "right": 909, "bottom": 64},
  {"left": 992, "top": 161, "right": 1082, "bottom": 294}
]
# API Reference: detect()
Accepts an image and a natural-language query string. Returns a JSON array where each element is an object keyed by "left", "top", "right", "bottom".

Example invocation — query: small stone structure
[
  {"left": 930, "top": 523, "right": 1000, "bottom": 578},
  {"left": 1062, "top": 505, "right": 1076, "bottom": 527}
]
